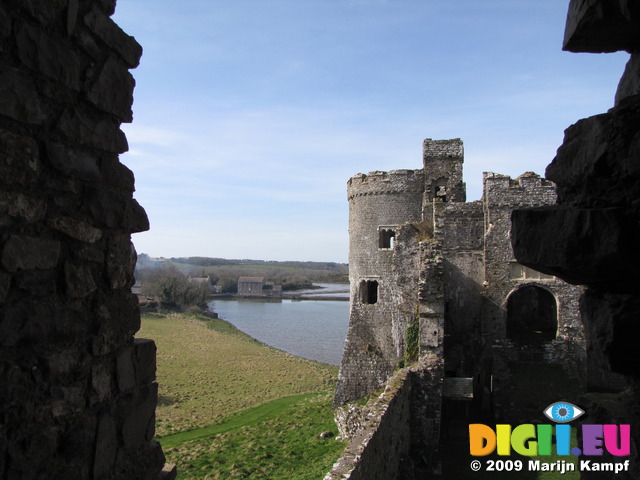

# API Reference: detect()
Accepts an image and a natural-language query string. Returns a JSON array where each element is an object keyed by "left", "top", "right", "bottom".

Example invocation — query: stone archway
[{"left": 506, "top": 285, "right": 557, "bottom": 342}]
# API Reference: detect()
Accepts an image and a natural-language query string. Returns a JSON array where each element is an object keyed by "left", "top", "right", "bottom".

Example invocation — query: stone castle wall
[
  {"left": 482, "top": 172, "right": 583, "bottom": 343},
  {"left": 0, "top": 2, "right": 165, "bottom": 478},
  {"left": 512, "top": 1, "right": 640, "bottom": 476},
  {"left": 438, "top": 201, "right": 484, "bottom": 376},
  {"left": 329, "top": 1, "right": 634, "bottom": 477},
  {"left": 335, "top": 136, "right": 586, "bottom": 474},
  {"left": 337, "top": 141, "right": 585, "bottom": 409}
]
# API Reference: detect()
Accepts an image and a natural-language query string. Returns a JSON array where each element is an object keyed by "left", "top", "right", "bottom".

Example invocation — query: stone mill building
[{"left": 334, "top": 138, "right": 586, "bottom": 426}]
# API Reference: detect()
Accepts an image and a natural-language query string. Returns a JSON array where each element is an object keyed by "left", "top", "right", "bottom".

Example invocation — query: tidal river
[{"left": 208, "top": 285, "right": 349, "bottom": 366}]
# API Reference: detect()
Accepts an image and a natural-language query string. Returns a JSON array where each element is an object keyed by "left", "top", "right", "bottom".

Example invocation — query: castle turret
[
  {"left": 336, "top": 169, "right": 425, "bottom": 406},
  {"left": 423, "top": 138, "right": 465, "bottom": 205},
  {"left": 336, "top": 139, "right": 469, "bottom": 407}
]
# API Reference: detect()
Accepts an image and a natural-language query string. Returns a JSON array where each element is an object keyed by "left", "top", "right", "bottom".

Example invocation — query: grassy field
[{"left": 137, "top": 313, "right": 344, "bottom": 479}]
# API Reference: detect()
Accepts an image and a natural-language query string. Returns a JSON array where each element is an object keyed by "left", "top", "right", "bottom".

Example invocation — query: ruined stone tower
[
  {"left": 336, "top": 140, "right": 466, "bottom": 406},
  {"left": 327, "top": 1, "right": 636, "bottom": 477},
  {"left": 335, "top": 138, "right": 585, "bottom": 417}
]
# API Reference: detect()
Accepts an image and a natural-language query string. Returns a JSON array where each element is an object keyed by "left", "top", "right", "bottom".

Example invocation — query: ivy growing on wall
[{"left": 403, "top": 305, "right": 420, "bottom": 366}]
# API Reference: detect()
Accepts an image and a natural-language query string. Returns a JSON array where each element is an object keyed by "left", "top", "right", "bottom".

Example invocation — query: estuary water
[{"left": 208, "top": 286, "right": 349, "bottom": 366}]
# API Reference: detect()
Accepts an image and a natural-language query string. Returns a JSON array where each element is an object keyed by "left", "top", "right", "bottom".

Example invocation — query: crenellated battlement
[
  {"left": 483, "top": 171, "right": 557, "bottom": 209},
  {"left": 483, "top": 171, "right": 555, "bottom": 190},
  {"left": 347, "top": 169, "right": 425, "bottom": 201},
  {"left": 483, "top": 172, "right": 557, "bottom": 209}
]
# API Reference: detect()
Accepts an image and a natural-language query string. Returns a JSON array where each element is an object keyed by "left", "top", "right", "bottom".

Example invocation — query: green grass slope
[{"left": 137, "top": 313, "right": 344, "bottom": 479}]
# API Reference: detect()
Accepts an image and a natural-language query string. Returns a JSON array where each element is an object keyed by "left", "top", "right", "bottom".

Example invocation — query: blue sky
[{"left": 113, "top": 0, "right": 628, "bottom": 263}]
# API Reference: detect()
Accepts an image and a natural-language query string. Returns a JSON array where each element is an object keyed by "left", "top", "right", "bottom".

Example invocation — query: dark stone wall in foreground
[
  {"left": 512, "top": 1, "right": 640, "bottom": 478},
  {"left": 0, "top": 1, "right": 165, "bottom": 478}
]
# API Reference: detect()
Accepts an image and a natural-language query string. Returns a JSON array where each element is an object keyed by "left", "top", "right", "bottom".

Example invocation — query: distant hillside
[
  {"left": 170, "top": 256, "right": 347, "bottom": 272},
  {"left": 136, "top": 254, "right": 349, "bottom": 293}
]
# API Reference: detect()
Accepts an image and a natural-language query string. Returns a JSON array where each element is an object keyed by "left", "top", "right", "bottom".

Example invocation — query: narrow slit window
[{"left": 361, "top": 280, "right": 378, "bottom": 304}]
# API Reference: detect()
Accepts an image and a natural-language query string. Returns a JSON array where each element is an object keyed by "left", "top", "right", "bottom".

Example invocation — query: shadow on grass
[{"left": 157, "top": 394, "right": 178, "bottom": 407}]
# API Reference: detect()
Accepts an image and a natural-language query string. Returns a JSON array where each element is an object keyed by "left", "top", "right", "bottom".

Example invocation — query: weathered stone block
[
  {"left": 15, "top": 22, "right": 81, "bottom": 90},
  {"left": 87, "top": 57, "right": 135, "bottom": 122},
  {"left": 102, "top": 157, "right": 136, "bottom": 192},
  {"left": 159, "top": 463, "right": 178, "bottom": 480},
  {"left": 563, "top": 0, "right": 640, "bottom": 53},
  {"left": 582, "top": 290, "right": 640, "bottom": 379},
  {"left": 0, "top": 272, "right": 10, "bottom": 302},
  {"left": 121, "top": 383, "right": 158, "bottom": 449},
  {"left": 15, "top": 269, "right": 57, "bottom": 296},
  {"left": 44, "top": 348, "right": 88, "bottom": 381},
  {"left": 0, "top": 192, "right": 46, "bottom": 223},
  {"left": 66, "top": 0, "right": 79, "bottom": 35},
  {"left": 84, "top": 187, "right": 128, "bottom": 228},
  {"left": 511, "top": 207, "right": 639, "bottom": 286},
  {"left": 133, "top": 338, "right": 157, "bottom": 387},
  {"left": 85, "top": 193, "right": 148, "bottom": 235},
  {"left": 116, "top": 345, "right": 136, "bottom": 393},
  {"left": 106, "top": 235, "right": 136, "bottom": 289},
  {"left": 93, "top": 414, "right": 117, "bottom": 479},
  {"left": 15, "top": 0, "right": 67, "bottom": 26},
  {"left": 55, "top": 108, "right": 129, "bottom": 153},
  {"left": 1, "top": 235, "right": 61, "bottom": 272},
  {"left": 91, "top": 363, "right": 112, "bottom": 404},
  {"left": 5, "top": 425, "right": 58, "bottom": 477},
  {"left": 116, "top": 339, "right": 157, "bottom": 393},
  {"left": 0, "top": 69, "right": 47, "bottom": 125},
  {"left": 51, "top": 385, "right": 85, "bottom": 417},
  {"left": 125, "top": 198, "right": 151, "bottom": 233},
  {"left": 0, "top": 130, "right": 40, "bottom": 185},
  {"left": 99, "top": 290, "right": 142, "bottom": 340},
  {"left": 546, "top": 96, "right": 640, "bottom": 206},
  {"left": 0, "top": 5, "right": 11, "bottom": 38},
  {"left": 48, "top": 217, "right": 102, "bottom": 243},
  {"left": 616, "top": 54, "right": 640, "bottom": 105},
  {"left": 46, "top": 142, "right": 102, "bottom": 181},
  {"left": 57, "top": 415, "right": 98, "bottom": 478},
  {"left": 65, "top": 262, "right": 97, "bottom": 298},
  {"left": 83, "top": 10, "right": 143, "bottom": 68},
  {"left": 53, "top": 308, "right": 90, "bottom": 340}
]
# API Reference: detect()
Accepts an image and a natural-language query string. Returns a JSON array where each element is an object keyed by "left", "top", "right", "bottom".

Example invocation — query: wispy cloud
[{"left": 114, "top": 0, "right": 628, "bottom": 262}]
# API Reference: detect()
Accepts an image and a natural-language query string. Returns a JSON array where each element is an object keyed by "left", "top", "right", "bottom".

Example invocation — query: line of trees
[{"left": 139, "top": 265, "right": 210, "bottom": 311}]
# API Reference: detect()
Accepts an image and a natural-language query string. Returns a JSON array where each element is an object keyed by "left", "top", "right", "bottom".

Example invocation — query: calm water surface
[{"left": 208, "top": 295, "right": 349, "bottom": 366}]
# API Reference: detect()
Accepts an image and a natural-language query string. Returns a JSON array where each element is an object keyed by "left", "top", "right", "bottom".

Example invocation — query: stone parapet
[{"left": 347, "top": 170, "right": 425, "bottom": 201}]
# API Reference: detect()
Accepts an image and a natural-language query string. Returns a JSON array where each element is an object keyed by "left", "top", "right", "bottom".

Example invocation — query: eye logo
[{"left": 543, "top": 402, "right": 584, "bottom": 423}]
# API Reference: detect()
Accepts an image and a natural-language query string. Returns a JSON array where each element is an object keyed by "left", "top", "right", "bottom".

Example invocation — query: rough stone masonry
[
  {"left": 512, "top": 1, "right": 640, "bottom": 478},
  {"left": 0, "top": 1, "right": 167, "bottom": 478}
]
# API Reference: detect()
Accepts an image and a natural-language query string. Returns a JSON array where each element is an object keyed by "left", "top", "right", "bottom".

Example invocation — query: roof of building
[{"left": 189, "top": 277, "right": 209, "bottom": 283}]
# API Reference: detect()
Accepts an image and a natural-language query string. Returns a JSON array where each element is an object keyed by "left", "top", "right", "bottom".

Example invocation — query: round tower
[
  {"left": 335, "top": 169, "right": 425, "bottom": 406},
  {"left": 347, "top": 169, "right": 425, "bottom": 283}
]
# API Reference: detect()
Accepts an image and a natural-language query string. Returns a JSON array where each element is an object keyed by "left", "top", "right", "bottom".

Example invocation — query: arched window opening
[
  {"left": 360, "top": 280, "right": 378, "bottom": 304},
  {"left": 506, "top": 286, "right": 557, "bottom": 343},
  {"left": 432, "top": 178, "right": 449, "bottom": 202},
  {"left": 379, "top": 228, "right": 396, "bottom": 249}
]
